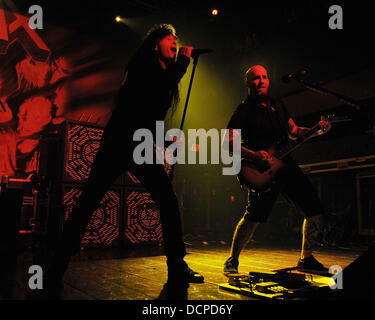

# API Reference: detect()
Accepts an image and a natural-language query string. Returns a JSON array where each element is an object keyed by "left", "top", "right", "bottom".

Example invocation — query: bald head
[{"left": 245, "top": 65, "right": 269, "bottom": 96}]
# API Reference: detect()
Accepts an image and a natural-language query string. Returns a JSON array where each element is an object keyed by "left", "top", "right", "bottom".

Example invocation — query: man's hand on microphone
[{"left": 178, "top": 46, "right": 194, "bottom": 59}]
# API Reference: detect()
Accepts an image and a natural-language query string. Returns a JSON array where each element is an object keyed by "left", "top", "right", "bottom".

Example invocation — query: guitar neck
[{"left": 276, "top": 122, "right": 321, "bottom": 159}]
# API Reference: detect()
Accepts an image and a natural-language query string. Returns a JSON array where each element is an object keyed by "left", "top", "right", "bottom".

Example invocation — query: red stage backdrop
[{"left": 0, "top": 1, "right": 122, "bottom": 179}]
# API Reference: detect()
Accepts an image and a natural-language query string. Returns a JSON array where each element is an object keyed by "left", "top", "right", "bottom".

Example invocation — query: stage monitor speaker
[
  {"left": 124, "top": 186, "right": 163, "bottom": 246},
  {"left": 59, "top": 183, "right": 123, "bottom": 247},
  {"left": 338, "top": 246, "right": 375, "bottom": 299}
]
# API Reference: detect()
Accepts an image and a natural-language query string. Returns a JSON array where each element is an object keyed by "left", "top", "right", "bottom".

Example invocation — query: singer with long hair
[{"left": 45, "top": 24, "right": 204, "bottom": 296}]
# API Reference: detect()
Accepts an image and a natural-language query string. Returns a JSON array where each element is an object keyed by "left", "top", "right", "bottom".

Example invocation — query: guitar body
[
  {"left": 237, "top": 114, "right": 338, "bottom": 191},
  {"left": 238, "top": 145, "right": 286, "bottom": 191}
]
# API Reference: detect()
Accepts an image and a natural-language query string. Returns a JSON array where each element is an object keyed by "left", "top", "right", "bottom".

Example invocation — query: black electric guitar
[{"left": 238, "top": 115, "right": 343, "bottom": 191}]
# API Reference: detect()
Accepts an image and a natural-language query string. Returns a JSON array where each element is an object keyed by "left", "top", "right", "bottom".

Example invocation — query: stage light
[{"left": 211, "top": 9, "right": 218, "bottom": 16}]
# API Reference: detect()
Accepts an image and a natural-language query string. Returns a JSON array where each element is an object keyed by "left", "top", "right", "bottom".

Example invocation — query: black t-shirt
[
  {"left": 227, "top": 95, "right": 291, "bottom": 151},
  {"left": 107, "top": 53, "right": 190, "bottom": 137}
]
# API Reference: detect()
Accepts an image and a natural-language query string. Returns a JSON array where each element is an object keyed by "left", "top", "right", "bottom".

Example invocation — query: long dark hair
[{"left": 124, "top": 24, "right": 180, "bottom": 116}]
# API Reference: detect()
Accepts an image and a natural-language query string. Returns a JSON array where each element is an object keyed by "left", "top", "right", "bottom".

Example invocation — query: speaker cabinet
[
  {"left": 124, "top": 171, "right": 141, "bottom": 187},
  {"left": 124, "top": 186, "right": 163, "bottom": 246},
  {"left": 340, "top": 246, "right": 375, "bottom": 299},
  {"left": 62, "top": 121, "right": 125, "bottom": 185},
  {"left": 36, "top": 120, "right": 173, "bottom": 248},
  {"left": 50, "top": 183, "right": 123, "bottom": 247}
]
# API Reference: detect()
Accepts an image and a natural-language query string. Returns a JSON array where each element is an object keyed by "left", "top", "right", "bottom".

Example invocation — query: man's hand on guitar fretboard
[
  {"left": 317, "top": 116, "right": 332, "bottom": 135},
  {"left": 307, "top": 116, "right": 332, "bottom": 139}
]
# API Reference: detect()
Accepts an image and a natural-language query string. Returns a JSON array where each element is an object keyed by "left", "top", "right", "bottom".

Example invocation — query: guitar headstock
[{"left": 324, "top": 114, "right": 352, "bottom": 124}]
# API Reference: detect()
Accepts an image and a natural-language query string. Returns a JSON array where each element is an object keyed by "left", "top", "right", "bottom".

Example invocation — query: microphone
[
  {"left": 282, "top": 70, "right": 308, "bottom": 83},
  {"left": 191, "top": 48, "right": 213, "bottom": 57}
]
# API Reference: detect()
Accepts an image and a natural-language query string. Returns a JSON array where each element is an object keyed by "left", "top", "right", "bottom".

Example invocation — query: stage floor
[{"left": 10, "top": 241, "right": 365, "bottom": 300}]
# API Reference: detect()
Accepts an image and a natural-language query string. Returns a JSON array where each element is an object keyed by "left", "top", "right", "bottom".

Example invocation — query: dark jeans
[{"left": 48, "top": 125, "right": 186, "bottom": 277}]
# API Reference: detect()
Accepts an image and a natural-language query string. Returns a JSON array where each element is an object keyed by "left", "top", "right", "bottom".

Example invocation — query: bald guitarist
[{"left": 223, "top": 65, "right": 332, "bottom": 275}]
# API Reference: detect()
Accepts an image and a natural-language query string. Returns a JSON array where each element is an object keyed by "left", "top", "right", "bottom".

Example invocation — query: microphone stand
[
  {"left": 290, "top": 76, "right": 362, "bottom": 110},
  {"left": 168, "top": 54, "right": 201, "bottom": 181}
]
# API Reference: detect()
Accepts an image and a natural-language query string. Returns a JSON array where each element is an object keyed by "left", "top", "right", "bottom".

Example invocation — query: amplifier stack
[{"left": 35, "top": 120, "right": 163, "bottom": 248}]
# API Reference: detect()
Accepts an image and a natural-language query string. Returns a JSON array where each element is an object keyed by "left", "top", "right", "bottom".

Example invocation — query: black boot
[
  {"left": 223, "top": 256, "right": 239, "bottom": 275},
  {"left": 297, "top": 255, "right": 328, "bottom": 272},
  {"left": 167, "top": 260, "right": 204, "bottom": 286}
]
